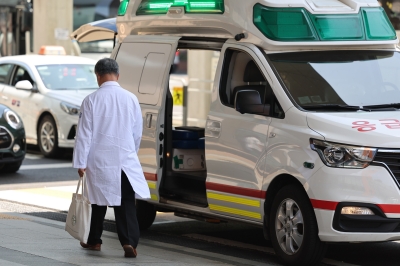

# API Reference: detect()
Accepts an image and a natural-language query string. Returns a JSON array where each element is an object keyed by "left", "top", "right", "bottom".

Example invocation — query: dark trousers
[{"left": 87, "top": 171, "right": 140, "bottom": 248}]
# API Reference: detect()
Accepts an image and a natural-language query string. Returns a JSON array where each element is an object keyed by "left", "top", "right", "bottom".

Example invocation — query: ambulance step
[
  {"left": 174, "top": 212, "right": 223, "bottom": 224},
  {"left": 160, "top": 190, "right": 208, "bottom": 208}
]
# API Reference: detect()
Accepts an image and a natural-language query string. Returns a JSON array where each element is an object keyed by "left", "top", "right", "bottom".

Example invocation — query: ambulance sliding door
[
  {"left": 206, "top": 42, "right": 271, "bottom": 223},
  {"left": 115, "top": 36, "right": 180, "bottom": 202}
]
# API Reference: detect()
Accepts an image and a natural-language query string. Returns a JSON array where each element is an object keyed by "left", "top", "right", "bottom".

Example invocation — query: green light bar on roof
[
  {"left": 118, "top": 0, "right": 130, "bottom": 16},
  {"left": 136, "top": 0, "right": 224, "bottom": 15},
  {"left": 362, "top": 8, "right": 396, "bottom": 40},
  {"left": 253, "top": 4, "right": 396, "bottom": 42},
  {"left": 310, "top": 13, "right": 365, "bottom": 41},
  {"left": 253, "top": 6, "right": 318, "bottom": 41}
]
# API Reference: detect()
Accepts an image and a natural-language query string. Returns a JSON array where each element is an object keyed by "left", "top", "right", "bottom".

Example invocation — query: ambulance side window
[{"left": 219, "top": 49, "right": 284, "bottom": 118}]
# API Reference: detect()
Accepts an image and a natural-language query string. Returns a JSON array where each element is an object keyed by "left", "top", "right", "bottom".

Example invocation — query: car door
[
  {"left": 2, "top": 64, "right": 38, "bottom": 141},
  {"left": 206, "top": 42, "right": 274, "bottom": 223},
  {"left": 114, "top": 35, "right": 180, "bottom": 203}
]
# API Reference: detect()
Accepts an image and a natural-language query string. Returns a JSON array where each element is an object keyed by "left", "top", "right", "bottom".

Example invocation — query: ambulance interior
[{"left": 160, "top": 41, "right": 275, "bottom": 207}]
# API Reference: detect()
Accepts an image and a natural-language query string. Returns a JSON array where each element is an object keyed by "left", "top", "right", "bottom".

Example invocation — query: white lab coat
[{"left": 73, "top": 81, "right": 150, "bottom": 206}]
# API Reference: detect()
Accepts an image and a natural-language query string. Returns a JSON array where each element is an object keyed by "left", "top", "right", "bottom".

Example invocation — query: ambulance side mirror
[{"left": 234, "top": 90, "right": 270, "bottom": 115}]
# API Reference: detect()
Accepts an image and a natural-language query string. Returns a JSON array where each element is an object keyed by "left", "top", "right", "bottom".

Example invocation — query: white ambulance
[{"left": 72, "top": 0, "right": 400, "bottom": 265}]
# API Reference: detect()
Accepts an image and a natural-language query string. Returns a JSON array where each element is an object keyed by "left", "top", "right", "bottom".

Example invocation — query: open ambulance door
[
  {"left": 71, "top": 18, "right": 117, "bottom": 46},
  {"left": 114, "top": 35, "right": 181, "bottom": 203},
  {"left": 71, "top": 20, "right": 180, "bottom": 203}
]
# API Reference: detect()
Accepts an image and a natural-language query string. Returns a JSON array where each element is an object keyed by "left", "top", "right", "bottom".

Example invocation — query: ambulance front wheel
[
  {"left": 136, "top": 200, "right": 156, "bottom": 230},
  {"left": 269, "top": 184, "right": 327, "bottom": 266}
]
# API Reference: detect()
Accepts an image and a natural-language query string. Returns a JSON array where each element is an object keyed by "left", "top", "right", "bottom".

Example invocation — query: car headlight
[
  {"left": 4, "top": 109, "right": 23, "bottom": 129},
  {"left": 60, "top": 102, "right": 80, "bottom": 115},
  {"left": 310, "top": 139, "right": 377, "bottom": 169}
]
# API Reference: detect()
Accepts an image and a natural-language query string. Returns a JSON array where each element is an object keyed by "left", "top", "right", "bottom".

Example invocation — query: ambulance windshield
[{"left": 268, "top": 51, "right": 400, "bottom": 110}]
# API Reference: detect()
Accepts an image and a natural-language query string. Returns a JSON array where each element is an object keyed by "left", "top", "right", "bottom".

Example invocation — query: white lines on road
[
  {"left": 183, "top": 234, "right": 359, "bottom": 266},
  {"left": 20, "top": 163, "right": 72, "bottom": 170},
  {"left": 153, "top": 220, "right": 177, "bottom": 225},
  {"left": 24, "top": 154, "right": 44, "bottom": 160}
]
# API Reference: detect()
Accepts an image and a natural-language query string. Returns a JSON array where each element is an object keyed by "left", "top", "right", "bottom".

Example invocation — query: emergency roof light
[
  {"left": 253, "top": 4, "right": 396, "bottom": 42},
  {"left": 118, "top": 0, "right": 130, "bottom": 16},
  {"left": 136, "top": 0, "right": 224, "bottom": 15}
]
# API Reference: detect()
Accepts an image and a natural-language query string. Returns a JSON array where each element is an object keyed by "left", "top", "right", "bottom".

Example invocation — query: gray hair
[{"left": 95, "top": 58, "right": 119, "bottom": 76}]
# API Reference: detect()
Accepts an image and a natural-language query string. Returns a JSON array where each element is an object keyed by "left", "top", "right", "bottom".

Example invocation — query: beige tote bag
[{"left": 65, "top": 173, "right": 92, "bottom": 243}]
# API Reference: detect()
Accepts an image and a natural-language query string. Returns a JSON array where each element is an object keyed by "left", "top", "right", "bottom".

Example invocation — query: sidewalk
[
  {"left": 0, "top": 207, "right": 275, "bottom": 266},
  {"left": 0, "top": 183, "right": 193, "bottom": 224},
  {"left": 0, "top": 183, "right": 123, "bottom": 221}
]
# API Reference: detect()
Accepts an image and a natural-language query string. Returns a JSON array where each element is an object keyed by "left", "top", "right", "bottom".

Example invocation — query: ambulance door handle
[
  {"left": 145, "top": 113, "right": 152, "bottom": 128},
  {"left": 206, "top": 120, "right": 221, "bottom": 138}
]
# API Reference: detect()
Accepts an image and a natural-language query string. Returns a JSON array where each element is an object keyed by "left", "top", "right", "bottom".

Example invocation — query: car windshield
[
  {"left": 268, "top": 51, "right": 400, "bottom": 110},
  {"left": 36, "top": 64, "right": 97, "bottom": 90}
]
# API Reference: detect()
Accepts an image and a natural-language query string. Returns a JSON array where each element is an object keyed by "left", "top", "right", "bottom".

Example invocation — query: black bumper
[{"left": 0, "top": 152, "right": 25, "bottom": 164}]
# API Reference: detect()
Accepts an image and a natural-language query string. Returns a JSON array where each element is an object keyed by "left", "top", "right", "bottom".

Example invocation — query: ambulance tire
[
  {"left": 38, "top": 115, "right": 60, "bottom": 158},
  {"left": 269, "top": 184, "right": 327, "bottom": 266},
  {"left": 136, "top": 200, "right": 156, "bottom": 230}
]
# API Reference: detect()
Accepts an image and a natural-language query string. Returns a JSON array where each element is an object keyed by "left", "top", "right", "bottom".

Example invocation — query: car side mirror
[
  {"left": 234, "top": 90, "right": 270, "bottom": 115},
  {"left": 15, "top": 80, "right": 33, "bottom": 91}
]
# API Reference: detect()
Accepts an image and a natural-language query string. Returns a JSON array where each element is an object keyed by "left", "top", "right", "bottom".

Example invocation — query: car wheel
[
  {"left": 269, "top": 184, "right": 327, "bottom": 266},
  {"left": 136, "top": 200, "right": 156, "bottom": 230},
  {"left": 38, "top": 115, "right": 60, "bottom": 158},
  {"left": 3, "top": 161, "right": 23, "bottom": 173}
]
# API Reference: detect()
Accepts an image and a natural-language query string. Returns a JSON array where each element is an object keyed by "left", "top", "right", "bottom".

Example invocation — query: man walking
[{"left": 73, "top": 58, "right": 150, "bottom": 258}]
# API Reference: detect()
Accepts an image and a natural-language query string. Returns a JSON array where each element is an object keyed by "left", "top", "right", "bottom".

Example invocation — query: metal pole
[
  {"left": 183, "top": 85, "right": 188, "bottom": 126},
  {"left": 15, "top": 7, "right": 21, "bottom": 55}
]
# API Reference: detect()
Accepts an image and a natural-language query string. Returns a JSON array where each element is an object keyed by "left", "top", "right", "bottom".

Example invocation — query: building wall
[{"left": 33, "top": 0, "right": 73, "bottom": 55}]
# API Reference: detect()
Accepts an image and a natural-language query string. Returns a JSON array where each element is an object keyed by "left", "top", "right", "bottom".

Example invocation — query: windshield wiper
[
  {"left": 363, "top": 103, "right": 400, "bottom": 110},
  {"left": 301, "top": 104, "right": 372, "bottom": 112}
]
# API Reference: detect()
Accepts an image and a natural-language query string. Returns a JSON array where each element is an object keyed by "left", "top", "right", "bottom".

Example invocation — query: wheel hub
[
  {"left": 40, "top": 121, "right": 55, "bottom": 153},
  {"left": 285, "top": 222, "right": 292, "bottom": 231},
  {"left": 275, "top": 198, "right": 304, "bottom": 255}
]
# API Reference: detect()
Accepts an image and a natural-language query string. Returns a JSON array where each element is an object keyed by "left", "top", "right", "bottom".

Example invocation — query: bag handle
[{"left": 75, "top": 172, "right": 86, "bottom": 199}]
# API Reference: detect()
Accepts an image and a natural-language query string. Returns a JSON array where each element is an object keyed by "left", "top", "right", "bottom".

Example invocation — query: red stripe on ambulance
[
  {"left": 144, "top": 173, "right": 157, "bottom": 181},
  {"left": 310, "top": 199, "right": 338, "bottom": 210},
  {"left": 377, "top": 204, "right": 400, "bottom": 214},
  {"left": 206, "top": 182, "right": 266, "bottom": 199}
]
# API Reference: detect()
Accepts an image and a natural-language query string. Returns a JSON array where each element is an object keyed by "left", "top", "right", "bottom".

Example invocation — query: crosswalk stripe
[
  {"left": 18, "top": 188, "right": 73, "bottom": 199},
  {"left": 20, "top": 163, "right": 72, "bottom": 170},
  {"left": 24, "top": 154, "right": 44, "bottom": 160}
]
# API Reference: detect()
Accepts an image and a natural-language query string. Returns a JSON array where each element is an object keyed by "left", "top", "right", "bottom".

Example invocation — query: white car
[{"left": 0, "top": 55, "right": 97, "bottom": 157}]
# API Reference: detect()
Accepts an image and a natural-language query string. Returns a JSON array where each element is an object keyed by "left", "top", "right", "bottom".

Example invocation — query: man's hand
[{"left": 78, "top": 168, "right": 86, "bottom": 178}]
